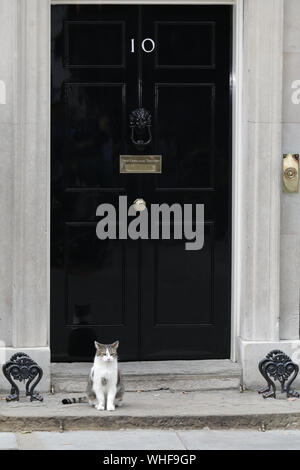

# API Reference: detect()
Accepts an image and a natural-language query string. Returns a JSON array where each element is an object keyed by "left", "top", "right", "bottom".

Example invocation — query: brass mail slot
[{"left": 120, "top": 155, "right": 162, "bottom": 174}]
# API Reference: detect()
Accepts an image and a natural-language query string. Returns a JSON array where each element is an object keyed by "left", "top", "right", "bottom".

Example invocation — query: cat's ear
[
  {"left": 111, "top": 340, "right": 119, "bottom": 350},
  {"left": 94, "top": 341, "right": 104, "bottom": 350}
]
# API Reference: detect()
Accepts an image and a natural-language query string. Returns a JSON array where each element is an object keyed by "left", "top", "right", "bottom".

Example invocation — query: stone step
[
  {"left": 1, "top": 390, "right": 300, "bottom": 433},
  {"left": 51, "top": 360, "right": 241, "bottom": 393}
]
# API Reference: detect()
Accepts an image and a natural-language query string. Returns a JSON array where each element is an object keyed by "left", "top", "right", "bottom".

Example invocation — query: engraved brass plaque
[{"left": 120, "top": 155, "right": 162, "bottom": 174}]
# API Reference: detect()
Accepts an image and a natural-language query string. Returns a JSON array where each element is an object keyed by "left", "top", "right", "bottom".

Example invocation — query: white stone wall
[
  {"left": 281, "top": 0, "right": 300, "bottom": 340},
  {"left": 0, "top": 0, "right": 16, "bottom": 346},
  {"left": 0, "top": 0, "right": 50, "bottom": 351},
  {"left": 0, "top": 0, "right": 50, "bottom": 392}
]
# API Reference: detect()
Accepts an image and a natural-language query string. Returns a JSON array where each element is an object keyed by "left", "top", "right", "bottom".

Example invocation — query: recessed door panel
[
  {"left": 63, "top": 83, "right": 125, "bottom": 188},
  {"left": 65, "top": 21, "right": 125, "bottom": 68},
  {"left": 155, "top": 83, "right": 215, "bottom": 188},
  {"left": 153, "top": 224, "right": 214, "bottom": 326},
  {"left": 65, "top": 225, "right": 125, "bottom": 326},
  {"left": 155, "top": 21, "right": 215, "bottom": 68}
]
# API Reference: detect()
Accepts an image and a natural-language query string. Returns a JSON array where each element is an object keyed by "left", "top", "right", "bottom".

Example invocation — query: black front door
[{"left": 51, "top": 5, "right": 232, "bottom": 361}]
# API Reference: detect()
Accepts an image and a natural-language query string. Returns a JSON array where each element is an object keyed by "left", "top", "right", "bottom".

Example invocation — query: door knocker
[{"left": 129, "top": 108, "right": 152, "bottom": 151}]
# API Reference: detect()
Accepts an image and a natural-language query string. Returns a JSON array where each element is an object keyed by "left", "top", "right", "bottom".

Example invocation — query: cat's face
[{"left": 94, "top": 340, "right": 119, "bottom": 362}]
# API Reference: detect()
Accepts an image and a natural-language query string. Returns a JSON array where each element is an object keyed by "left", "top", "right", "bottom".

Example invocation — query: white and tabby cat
[{"left": 62, "top": 340, "right": 124, "bottom": 411}]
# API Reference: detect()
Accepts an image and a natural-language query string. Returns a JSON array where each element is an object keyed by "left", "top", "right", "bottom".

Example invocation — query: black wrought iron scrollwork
[
  {"left": 2, "top": 353, "right": 43, "bottom": 402},
  {"left": 129, "top": 108, "right": 152, "bottom": 151},
  {"left": 258, "top": 350, "right": 299, "bottom": 399}
]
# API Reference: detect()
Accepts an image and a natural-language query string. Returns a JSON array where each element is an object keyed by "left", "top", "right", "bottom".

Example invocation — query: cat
[{"left": 62, "top": 340, "right": 124, "bottom": 411}]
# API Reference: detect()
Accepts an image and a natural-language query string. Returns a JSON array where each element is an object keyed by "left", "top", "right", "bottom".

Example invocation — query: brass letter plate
[{"left": 120, "top": 155, "right": 162, "bottom": 174}]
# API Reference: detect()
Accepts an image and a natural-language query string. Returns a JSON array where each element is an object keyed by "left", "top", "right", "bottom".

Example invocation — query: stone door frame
[{"left": 1, "top": 0, "right": 295, "bottom": 390}]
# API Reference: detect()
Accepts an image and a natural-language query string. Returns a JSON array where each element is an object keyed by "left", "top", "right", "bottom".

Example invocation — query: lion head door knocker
[
  {"left": 258, "top": 350, "right": 299, "bottom": 399},
  {"left": 129, "top": 108, "right": 152, "bottom": 151}
]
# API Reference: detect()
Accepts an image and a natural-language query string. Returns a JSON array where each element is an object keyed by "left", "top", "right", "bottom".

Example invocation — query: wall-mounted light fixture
[{"left": 283, "top": 153, "right": 299, "bottom": 193}]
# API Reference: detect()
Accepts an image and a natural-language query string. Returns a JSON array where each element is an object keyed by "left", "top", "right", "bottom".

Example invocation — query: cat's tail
[{"left": 61, "top": 396, "right": 87, "bottom": 405}]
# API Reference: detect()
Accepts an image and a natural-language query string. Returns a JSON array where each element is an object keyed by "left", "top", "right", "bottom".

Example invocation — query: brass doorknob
[{"left": 133, "top": 198, "right": 147, "bottom": 212}]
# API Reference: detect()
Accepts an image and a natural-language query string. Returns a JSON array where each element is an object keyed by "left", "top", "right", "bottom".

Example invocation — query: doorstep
[
  {"left": 1, "top": 390, "right": 300, "bottom": 432},
  {"left": 51, "top": 360, "right": 242, "bottom": 393}
]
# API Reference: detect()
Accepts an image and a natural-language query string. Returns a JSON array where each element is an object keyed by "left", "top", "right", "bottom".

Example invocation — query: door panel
[
  {"left": 65, "top": 21, "right": 125, "bottom": 68},
  {"left": 51, "top": 4, "right": 232, "bottom": 361},
  {"left": 140, "top": 6, "right": 231, "bottom": 359},
  {"left": 51, "top": 5, "right": 139, "bottom": 361},
  {"left": 63, "top": 82, "right": 125, "bottom": 188},
  {"left": 154, "top": 83, "right": 215, "bottom": 188},
  {"left": 155, "top": 22, "right": 215, "bottom": 69}
]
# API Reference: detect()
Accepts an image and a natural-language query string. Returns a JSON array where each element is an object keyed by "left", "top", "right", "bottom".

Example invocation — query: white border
[
  {"left": 52, "top": 1, "right": 236, "bottom": 4},
  {"left": 50, "top": 0, "right": 243, "bottom": 362}
]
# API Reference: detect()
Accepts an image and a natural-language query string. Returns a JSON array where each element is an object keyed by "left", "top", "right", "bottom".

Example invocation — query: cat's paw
[
  {"left": 107, "top": 404, "right": 115, "bottom": 411},
  {"left": 96, "top": 403, "right": 105, "bottom": 411}
]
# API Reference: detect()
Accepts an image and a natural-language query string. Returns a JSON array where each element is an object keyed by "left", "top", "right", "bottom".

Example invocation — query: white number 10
[{"left": 131, "top": 38, "right": 156, "bottom": 53}]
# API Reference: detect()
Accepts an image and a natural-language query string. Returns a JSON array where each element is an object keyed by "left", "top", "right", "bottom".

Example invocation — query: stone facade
[
  {"left": 281, "top": 0, "right": 300, "bottom": 340},
  {"left": 0, "top": 0, "right": 299, "bottom": 391}
]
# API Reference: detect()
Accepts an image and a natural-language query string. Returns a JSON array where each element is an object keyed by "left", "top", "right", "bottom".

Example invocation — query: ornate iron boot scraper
[
  {"left": 2, "top": 353, "right": 43, "bottom": 402},
  {"left": 258, "top": 350, "right": 299, "bottom": 399}
]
